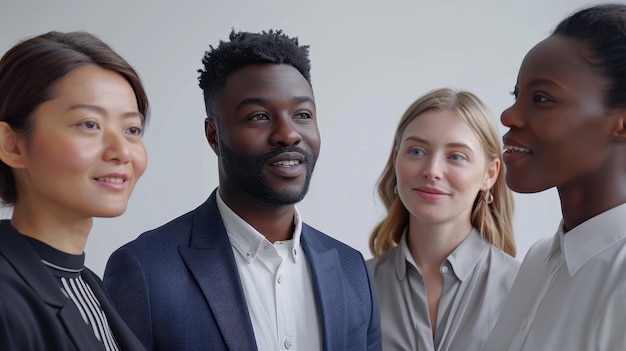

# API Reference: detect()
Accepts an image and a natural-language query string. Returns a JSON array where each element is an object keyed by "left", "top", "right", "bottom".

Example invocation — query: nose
[
  {"left": 423, "top": 155, "right": 443, "bottom": 180},
  {"left": 500, "top": 103, "right": 523, "bottom": 128},
  {"left": 270, "top": 115, "right": 302, "bottom": 147},
  {"left": 103, "top": 130, "right": 131, "bottom": 163}
]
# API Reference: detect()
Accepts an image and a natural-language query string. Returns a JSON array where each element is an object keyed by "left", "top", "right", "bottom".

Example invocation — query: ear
[
  {"left": 611, "top": 109, "right": 626, "bottom": 142},
  {"left": 481, "top": 158, "right": 500, "bottom": 191},
  {"left": 0, "top": 122, "right": 26, "bottom": 169},
  {"left": 205, "top": 118, "right": 219, "bottom": 156},
  {"left": 392, "top": 145, "right": 399, "bottom": 168}
]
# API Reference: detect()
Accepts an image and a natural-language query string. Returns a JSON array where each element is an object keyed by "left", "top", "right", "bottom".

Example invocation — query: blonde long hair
[{"left": 369, "top": 88, "right": 516, "bottom": 257}]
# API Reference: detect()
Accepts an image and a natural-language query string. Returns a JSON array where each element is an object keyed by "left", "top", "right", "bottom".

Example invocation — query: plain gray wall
[{"left": 1, "top": 0, "right": 604, "bottom": 276}]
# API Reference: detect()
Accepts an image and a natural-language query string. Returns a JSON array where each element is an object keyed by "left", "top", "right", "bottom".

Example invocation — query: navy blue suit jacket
[
  {"left": 0, "top": 220, "right": 144, "bottom": 351},
  {"left": 104, "top": 190, "right": 381, "bottom": 350}
]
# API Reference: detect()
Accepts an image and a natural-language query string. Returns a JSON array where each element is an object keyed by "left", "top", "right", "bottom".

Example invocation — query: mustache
[{"left": 258, "top": 146, "right": 312, "bottom": 165}]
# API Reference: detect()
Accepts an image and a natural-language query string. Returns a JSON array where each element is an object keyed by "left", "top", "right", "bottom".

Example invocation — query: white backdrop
[{"left": 1, "top": 0, "right": 603, "bottom": 276}]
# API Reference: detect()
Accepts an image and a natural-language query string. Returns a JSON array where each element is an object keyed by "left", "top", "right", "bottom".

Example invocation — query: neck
[
  {"left": 557, "top": 166, "right": 626, "bottom": 232},
  {"left": 11, "top": 202, "right": 92, "bottom": 255},
  {"left": 406, "top": 216, "right": 472, "bottom": 272},
  {"left": 220, "top": 189, "right": 296, "bottom": 243}
]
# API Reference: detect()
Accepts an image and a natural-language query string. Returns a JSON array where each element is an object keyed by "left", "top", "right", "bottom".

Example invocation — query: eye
[
  {"left": 294, "top": 112, "right": 312, "bottom": 119},
  {"left": 126, "top": 126, "right": 143, "bottom": 137},
  {"left": 533, "top": 92, "right": 551, "bottom": 104},
  {"left": 509, "top": 87, "right": 518, "bottom": 100},
  {"left": 449, "top": 153, "right": 467, "bottom": 161},
  {"left": 79, "top": 120, "right": 100, "bottom": 130},
  {"left": 249, "top": 113, "right": 269, "bottom": 121},
  {"left": 408, "top": 148, "right": 425, "bottom": 156}
]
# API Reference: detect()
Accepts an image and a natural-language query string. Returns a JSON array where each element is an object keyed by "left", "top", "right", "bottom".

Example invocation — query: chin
[
  {"left": 505, "top": 176, "right": 549, "bottom": 194},
  {"left": 93, "top": 206, "right": 128, "bottom": 218},
  {"left": 263, "top": 188, "right": 307, "bottom": 205}
]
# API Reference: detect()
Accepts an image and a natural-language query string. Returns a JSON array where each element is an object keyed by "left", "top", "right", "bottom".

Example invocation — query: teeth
[
  {"left": 97, "top": 177, "right": 124, "bottom": 183},
  {"left": 273, "top": 160, "right": 301, "bottom": 166},
  {"left": 504, "top": 145, "right": 531, "bottom": 153}
]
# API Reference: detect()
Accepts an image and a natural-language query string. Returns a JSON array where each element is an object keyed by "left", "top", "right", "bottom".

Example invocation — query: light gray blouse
[{"left": 367, "top": 228, "right": 520, "bottom": 351}]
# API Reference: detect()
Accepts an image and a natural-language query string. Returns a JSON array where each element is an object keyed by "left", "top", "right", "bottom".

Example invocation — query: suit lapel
[
  {"left": 301, "top": 227, "right": 346, "bottom": 351},
  {"left": 0, "top": 221, "right": 105, "bottom": 351},
  {"left": 178, "top": 193, "right": 258, "bottom": 351},
  {"left": 82, "top": 270, "right": 144, "bottom": 350},
  {"left": 58, "top": 302, "right": 107, "bottom": 350}
]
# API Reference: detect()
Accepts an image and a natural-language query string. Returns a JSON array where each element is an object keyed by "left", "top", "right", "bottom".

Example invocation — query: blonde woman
[{"left": 368, "top": 88, "right": 519, "bottom": 351}]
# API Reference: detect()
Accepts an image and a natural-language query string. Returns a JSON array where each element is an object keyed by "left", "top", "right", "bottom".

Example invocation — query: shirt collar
[
  {"left": 447, "top": 228, "right": 491, "bottom": 282},
  {"left": 545, "top": 222, "right": 564, "bottom": 264},
  {"left": 394, "top": 227, "right": 490, "bottom": 282},
  {"left": 24, "top": 235, "right": 85, "bottom": 274},
  {"left": 550, "top": 203, "right": 626, "bottom": 276},
  {"left": 216, "top": 189, "right": 302, "bottom": 264},
  {"left": 394, "top": 228, "right": 411, "bottom": 280}
]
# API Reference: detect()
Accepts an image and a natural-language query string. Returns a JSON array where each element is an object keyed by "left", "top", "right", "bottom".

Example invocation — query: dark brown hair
[{"left": 0, "top": 31, "right": 149, "bottom": 203}]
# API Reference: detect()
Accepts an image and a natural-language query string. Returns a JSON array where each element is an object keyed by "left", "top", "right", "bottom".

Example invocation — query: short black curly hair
[{"left": 198, "top": 29, "right": 311, "bottom": 120}]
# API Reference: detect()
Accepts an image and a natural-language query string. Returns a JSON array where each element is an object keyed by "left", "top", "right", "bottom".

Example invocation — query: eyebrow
[
  {"left": 235, "top": 96, "right": 315, "bottom": 111},
  {"left": 68, "top": 104, "right": 144, "bottom": 119},
  {"left": 528, "top": 78, "right": 563, "bottom": 90},
  {"left": 403, "top": 135, "right": 474, "bottom": 152}
]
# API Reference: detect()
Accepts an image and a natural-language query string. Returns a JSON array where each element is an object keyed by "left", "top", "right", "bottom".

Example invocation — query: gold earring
[{"left": 484, "top": 190, "right": 493, "bottom": 204}]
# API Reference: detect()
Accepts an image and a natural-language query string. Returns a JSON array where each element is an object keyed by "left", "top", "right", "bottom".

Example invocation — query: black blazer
[{"left": 0, "top": 220, "right": 144, "bottom": 351}]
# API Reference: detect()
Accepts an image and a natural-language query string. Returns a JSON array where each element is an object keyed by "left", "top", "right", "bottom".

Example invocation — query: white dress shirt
[
  {"left": 367, "top": 229, "right": 519, "bottom": 351},
  {"left": 484, "top": 203, "right": 626, "bottom": 351},
  {"left": 217, "top": 192, "right": 322, "bottom": 351}
]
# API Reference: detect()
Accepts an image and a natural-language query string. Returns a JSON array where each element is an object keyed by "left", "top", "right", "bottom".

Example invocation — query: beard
[{"left": 219, "top": 141, "right": 318, "bottom": 205}]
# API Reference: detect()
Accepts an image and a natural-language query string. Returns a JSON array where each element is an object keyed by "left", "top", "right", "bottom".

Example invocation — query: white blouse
[
  {"left": 368, "top": 228, "right": 519, "bottom": 351},
  {"left": 484, "top": 203, "right": 626, "bottom": 351}
]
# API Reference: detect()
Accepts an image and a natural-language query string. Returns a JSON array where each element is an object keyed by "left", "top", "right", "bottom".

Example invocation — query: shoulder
[
  {"left": 119, "top": 197, "right": 216, "bottom": 251},
  {"left": 522, "top": 235, "right": 553, "bottom": 261},
  {"left": 497, "top": 236, "right": 554, "bottom": 297},
  {"left": 475, "top": 245, "right": 521, "bottom": 294},
  {"left": 0, "top": 252, "right": 28, "bottom": 291},
  {"left": 366, "top": 246, "right": 398, "bottom": 275},
  {"left": 486, "top": 245, "right": 521, "bottom": 271},
  {"left": 140, "top": 202, "right": 206, "bottom": 239},
  {"left": 514, "top": 235, "right": 553, "bottom": 271},
  {"left": 0, "top": 220, "right": 27, "bottom": 256},
  {"left": 0, "top": 253, "right": 46, "bottom": 330},
  {"left": 302, "top": 223, "right": 361, "bottom": 257},
  {"left": 0, "top": 230, "right": 43, "bottom": 296},
  {"left": 365, "top": 247, "right": 403, "bottom": 303},
  {"left": 301, "top": 223, "right": 371, "bottom": 279}
]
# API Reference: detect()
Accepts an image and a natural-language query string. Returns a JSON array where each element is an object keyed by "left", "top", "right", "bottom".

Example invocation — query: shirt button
[
  {"left": 440, "top": 265, "right": 449, "bottom": 274},
  {"left": 277, "top": 275, "right": 284, "bottom": 284},
  {"left": 284, "top": 339, "right": 292, "bottom": 349},
  {"left": 246, "top": 250, "right": 253, "bottom": 257}
]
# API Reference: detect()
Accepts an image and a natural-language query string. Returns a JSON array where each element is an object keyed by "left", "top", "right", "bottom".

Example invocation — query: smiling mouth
[
  {"left": 419, "top": 189, "right": 446, "bottom": 195},
  {"left": 272, "top": 160, "right": 302, "bottom": 166},
  {"left": 96, "top": 177, "right": 126, "bottom": 183},
  {"left": 503, "top": 145, "right": 532, "bottom": 153}
]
